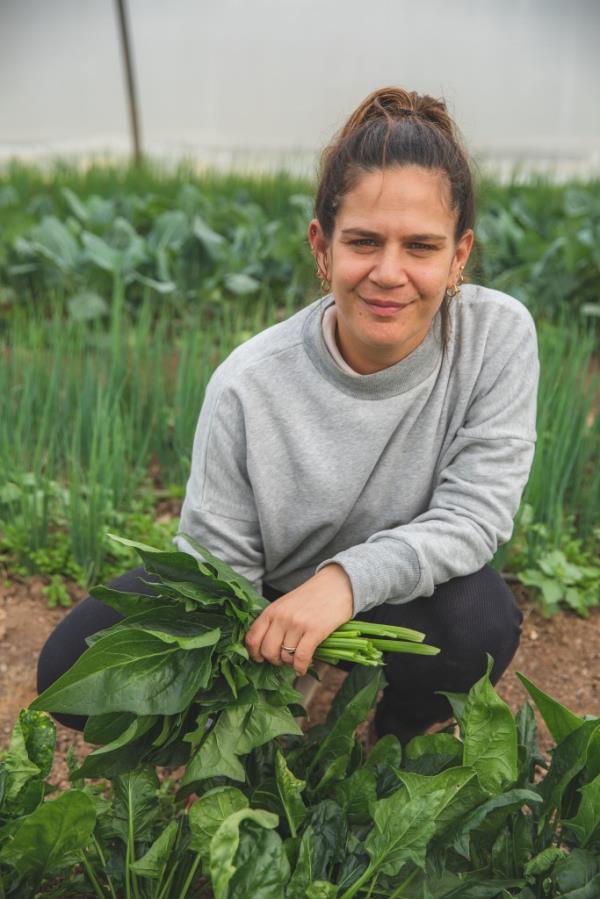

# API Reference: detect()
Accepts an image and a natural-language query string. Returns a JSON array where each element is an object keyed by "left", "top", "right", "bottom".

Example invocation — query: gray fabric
[{"left": 174, "top": 285, "right": 539, "bottom": 616}]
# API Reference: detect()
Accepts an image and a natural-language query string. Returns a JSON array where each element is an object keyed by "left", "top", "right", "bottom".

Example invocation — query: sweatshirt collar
[{"left": 302, "top": 295, "right": 443, "bottom": 399}]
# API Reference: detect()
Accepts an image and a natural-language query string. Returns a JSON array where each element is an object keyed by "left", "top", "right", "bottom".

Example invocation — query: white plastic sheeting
[{"left": 1, "top": 0, "right": 599, "bottom": 175}]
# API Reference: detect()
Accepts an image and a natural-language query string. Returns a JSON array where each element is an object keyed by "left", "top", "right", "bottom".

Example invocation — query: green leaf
[
  {"left": 226, "top": 819, "right": 291, "bottom": 898},
  {"left": 192, "top": 215, "right": 227, "bottom": 260},
  {"left": 129, "top": 820, "right": 179, "bottom": 878},
  {"left": 451, "top": 789, "right": 542, "bottom": 859},
  {"left": 225, "top": 272, "right": 261, "bottom": 295},
  {"left": 365, "top": 787, "right": 449, "bottom": 876},
  {"left": 307, "top": 666, "right": 384, "bottom": 783},
  {"left": 335, "top": 767, "right": 378, "bottom": 823},
  {"left": 516, "top": 701, "right": 545, "bottom": 782},
  {"left": 365, "top": 734, "right": 402, "bottom": 770},
  {"left": 74, "top": 714, "right": 159, "bottom": 780},
  {"left": 209, "top": 808, "right": 280, "bottom": 899},
  {"left": 538, "top": 720, "right": 600, "bottom": 832},
  {"left": 61, "top": 187, "right": 90, "bottom": 222},
  {"left": 1, "top": 713, "right": 42, "bottom": 802},
  {"left": 286, "top": 824, "right": 318, "bottom": 898},
  {"left": 396, "top": 766, "right": 484, "bottom": 839},
  {"left": 288, "top": 800, "right": 347, "bottom": 897},
  {"left": 188, "top": 786, "right": 249, "bottom": 857},
  {"left": 110, "top": 767, "right": 160, "bottom": 843},
  {"left": 131, "top": 272, "right": 176, "bottom": 293},
  {"left": 87, "top": 584, "right": 161, "bottom": 617},
  {"left": 517, "top": 671, "right": 584, "bottom": 744},
  {"left": 28, "top": 216, "right": 80, "bottom": 271},
  {"left": 436, "top": 689, "right": 468, "bottom": 732},
  {"left": 31, "top": 628, "right": 215, "bottom": 716},
  {"left": 83, "top": 711, "right": 136, "bottom": 744},
  {"left": 183, "top": 700, "right": 302, "bottom": 788},
  {"left": 178, "top": 532, "right": 267, "bottom": 608},
  {"left": 561, "top": 771, "right": 600, "bottom": 847},
  {"left": 552, "top": 848, "right": 600, "bottom": 895},
  {"left": 403, "top": 732, "right": 463, "bottom": 775},
  {"left": 17, "top": 710, "right": 56, "bottom": 781},
  {"left": 67, "top": 290, "right": 109, "bottom": 322},
  {"left": 462, "top": 654, "right": 518, "bottom": 794},
  {"left": 81, "top": 230, "right": 120, "bottom": 273},
  {"left": 274, "top": 749, "right": 307, "bottom": 837},
  {"left": 525, "top": 847, "right": 567, "bottom": 877},
  {"left": 305, "top": 883, "right": 338, "bottom": 898},
  {"left": 108, "top": 604, "right": 223, "bottom": 650},
  {"left": 2, "top": 790, "right": 96, "bottom": 883}
]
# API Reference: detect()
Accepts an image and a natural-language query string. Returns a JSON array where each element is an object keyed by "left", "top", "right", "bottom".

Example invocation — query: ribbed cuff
[{"left": 315, "top": 541, "right": 422, "bottom": 616}]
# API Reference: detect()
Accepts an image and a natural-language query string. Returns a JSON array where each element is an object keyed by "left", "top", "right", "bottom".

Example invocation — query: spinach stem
[
  {"left": 92, "top": 835, "right": 118, "bottom": 899},
  {"left": 388, "top": 866, "right": 420, "bottom": 898},
  {"left": 338, "top": 863, "right": 375, "bottom": 899},
  {"left": 127, "top": 780, "right": 141, "bottom": 899},
  {"left": 157, "top": 863, "right": 179, "bottom": 899},
  {"left": 177, "top": 852, "right": 203, "bottom": 899},
  {"left": 336, "top": 621, "right": 426, "bottom": 642},
  {"left": 80, "top": 850, "right": 107, "bottom": 899},
  {"left": 365, "top": 872, "right": 379, "bottom": 897}
]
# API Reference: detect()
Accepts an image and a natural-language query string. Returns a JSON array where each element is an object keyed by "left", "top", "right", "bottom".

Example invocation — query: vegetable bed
[{"left": 1, "top": 540, "right": 599, "bottom": 897}]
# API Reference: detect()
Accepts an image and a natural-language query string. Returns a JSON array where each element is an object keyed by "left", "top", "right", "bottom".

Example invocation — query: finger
[
  {"left": 279, "top": 629, "right": 304, "bottom": 667},
  {"left": 245, "top": 611, "right": 273, "bottom": 662},
  {"left": 260, "top": 620, "right": 291, "bottom": 666},
  {"left": 290, "top": 632, "right": 318, "bottom": 677}
]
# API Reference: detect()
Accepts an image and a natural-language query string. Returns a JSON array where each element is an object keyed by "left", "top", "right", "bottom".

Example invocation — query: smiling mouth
[{"left": 361, "top": 296, "right": 414, "bottom": 311}]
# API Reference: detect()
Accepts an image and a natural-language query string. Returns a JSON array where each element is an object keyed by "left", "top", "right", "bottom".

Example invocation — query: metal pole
[{"left": 114, "top": 0, "right": 142, "bottom": 164}]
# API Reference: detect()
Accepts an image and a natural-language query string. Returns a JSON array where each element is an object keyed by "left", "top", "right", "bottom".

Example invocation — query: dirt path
[{"left": 1, "top": 575, "right": 599, "bottom": 787}]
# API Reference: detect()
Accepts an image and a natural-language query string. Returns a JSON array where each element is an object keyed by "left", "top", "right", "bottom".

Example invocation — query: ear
[
  {"left": 307, "top": 219, "right": 330, "bottom": 274},
  {"left": 449, "top": 229, "right": 474, "bottom": 286}
]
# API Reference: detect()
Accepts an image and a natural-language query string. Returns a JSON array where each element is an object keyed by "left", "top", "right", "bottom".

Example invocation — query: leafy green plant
[
  {"left": 3, "top": 643, "right": 600, "bottom": 896},
  {"left": 41, "top": 574, "right": 73, "bottom": 609},
  {"left": 501, "top": 503, "right": 600, "bottom": 618},
  {"left": 517, "top": 540, "right": 600, "bottom": 619}
]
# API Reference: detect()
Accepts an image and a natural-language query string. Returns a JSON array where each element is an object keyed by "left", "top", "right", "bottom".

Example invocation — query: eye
[
  {"left": 409, "top": 242, "right": 437, "bottom": 251},
  {"left": 350, "top": 238, "right": 377, "bottom": 247}
]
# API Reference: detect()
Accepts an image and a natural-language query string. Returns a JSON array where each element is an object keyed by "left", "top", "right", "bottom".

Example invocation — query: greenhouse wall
[{"left": 1, "top": 0, "right": 599, "bottom": 176}]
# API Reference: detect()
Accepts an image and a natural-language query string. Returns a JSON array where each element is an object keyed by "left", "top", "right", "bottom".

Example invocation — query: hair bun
[{"left": 340, "top": 87, "right": 455, "bottom": 143}]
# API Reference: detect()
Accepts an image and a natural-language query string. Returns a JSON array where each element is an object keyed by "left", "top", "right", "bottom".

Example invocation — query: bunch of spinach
[
  {"left": 31, "top": 533, "right": 308, "bottom": 789},
  {"left": 30, "top": 532, "right": 436, "bottom": 786}
]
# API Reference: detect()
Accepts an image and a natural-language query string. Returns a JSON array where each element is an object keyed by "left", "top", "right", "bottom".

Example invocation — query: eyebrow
[{"left": 341, "top": 228, "right": 447, "bottom": 241}]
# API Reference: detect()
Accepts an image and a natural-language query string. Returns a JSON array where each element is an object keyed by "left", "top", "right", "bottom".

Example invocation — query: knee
[{"left": 453, "top": 565, "right": 523, "bottom": 675}]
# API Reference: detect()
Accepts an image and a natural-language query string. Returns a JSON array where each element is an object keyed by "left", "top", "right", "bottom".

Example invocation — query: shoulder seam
[{"left": 218, "top": 337, "right": 306, "bottom": 390}]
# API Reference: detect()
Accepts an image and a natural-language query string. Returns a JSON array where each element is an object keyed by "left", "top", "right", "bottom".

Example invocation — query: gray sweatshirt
[{"left": 174, "top": 285, "right": 539, "bottom": 616}]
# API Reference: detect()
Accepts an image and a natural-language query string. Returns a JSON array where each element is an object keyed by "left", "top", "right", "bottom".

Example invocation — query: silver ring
[{"left": 281, "top": 644, "right": 297, "bottom": 654}]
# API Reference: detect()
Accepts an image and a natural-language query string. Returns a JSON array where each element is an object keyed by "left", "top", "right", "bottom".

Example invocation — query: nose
[{"left": 368, "top": 245, "right": 409, "bottom": 289}]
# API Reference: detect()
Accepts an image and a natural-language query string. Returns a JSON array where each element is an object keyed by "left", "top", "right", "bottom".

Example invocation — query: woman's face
[{"left": 308, "top": 165, "right": 474, "bottom": 374}]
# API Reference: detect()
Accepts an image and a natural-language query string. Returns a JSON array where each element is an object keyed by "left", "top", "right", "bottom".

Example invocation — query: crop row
[
  {"left": 0, "top": 163, "right": 599, "bottom": 616},
  {"left": 1, "top": 541, "right": 599, "bottom": 897},
  {"left": 1, "top": 161, "right": 600, "bottom": 324}
]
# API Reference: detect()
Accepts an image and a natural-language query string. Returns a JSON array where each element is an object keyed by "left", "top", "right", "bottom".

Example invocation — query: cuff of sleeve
[{"left": 315, "top": 542, "right": 422, "bottom": 616}]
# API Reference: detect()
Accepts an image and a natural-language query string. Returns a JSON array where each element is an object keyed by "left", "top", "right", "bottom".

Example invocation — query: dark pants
[{"left": 37, "top": 564, "right": 523, "bottom": 741}]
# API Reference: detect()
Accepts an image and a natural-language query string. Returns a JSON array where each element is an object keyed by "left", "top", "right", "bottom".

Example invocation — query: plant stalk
[
  {"left": 80, "top": 850, "right": 108, "bottom": 899},
  {"left": 177, "top": 852, "right": 203, "bottom": 899}
]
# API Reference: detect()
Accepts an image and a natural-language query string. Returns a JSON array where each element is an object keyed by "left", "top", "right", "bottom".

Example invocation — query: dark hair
[{"left": 314, "top": 87, "right": 475, "bottom": 357}]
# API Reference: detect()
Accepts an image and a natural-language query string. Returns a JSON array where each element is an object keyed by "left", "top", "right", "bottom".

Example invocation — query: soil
[{"left": 1, "top": 573, "right": 599, "bottom": 790}]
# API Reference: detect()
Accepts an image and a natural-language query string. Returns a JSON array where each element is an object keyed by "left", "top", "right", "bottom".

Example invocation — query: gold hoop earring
[
  {"left": 446, "top": 267, "right": 464, "bottom": 299},
  {"left": 313, "top": 254, "right": 331, "bottom": 293}
]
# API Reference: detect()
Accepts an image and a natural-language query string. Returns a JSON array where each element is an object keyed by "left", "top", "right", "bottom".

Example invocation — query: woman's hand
[{"left": 245, "top": 564, "right": 354, "bottom": 677}]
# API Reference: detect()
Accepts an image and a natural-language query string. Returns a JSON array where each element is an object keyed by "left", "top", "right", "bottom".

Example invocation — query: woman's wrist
[{"left": 312, "top": 562, "right": 354, "bottom": 618}]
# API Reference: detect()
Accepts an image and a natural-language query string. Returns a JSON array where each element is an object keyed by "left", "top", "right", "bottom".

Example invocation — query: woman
[{"left": 38, "top": 87, "right": 539, "bottom": 744}]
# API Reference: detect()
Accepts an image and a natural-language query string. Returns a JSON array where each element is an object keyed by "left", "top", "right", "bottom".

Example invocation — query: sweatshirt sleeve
[
  {"left": 316, "top": 312, "right": 540, "bottom": 616},
  {"left": 173, "top": 372, "right": 265, "bottom": 592}
]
